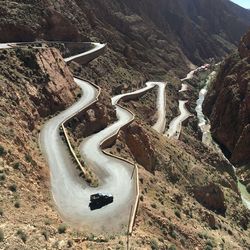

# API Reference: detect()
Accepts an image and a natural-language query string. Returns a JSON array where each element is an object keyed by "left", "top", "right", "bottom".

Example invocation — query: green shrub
[
  {"left": 0, "top": 173, "right": 6, "bottom": 181},
  {"left": 205, "top": 246, "right": 213, "bottom": 250},
  {"left": 170, "top": 230, "right": 177, "bottom": 239},
  {"left": 174, "top": 209, "right": 181, "bottom": 218},
  {"left": 17, "top": 229, "right": 27, "bottom": 243},
  {"left": 0, "top": 229, "right": 4, "bottom": 242},
  {"left": 9, "top": 184, "right": 17, "bottom": 192},
  {"left": 118, "top": 240, "right": 124, "bottom": 245},
  {"left": 13, "top": 162, "right": 20, "bottom": 170},
  {"left": 180, "top": 238, "right": 185, "bottom": 246},
  {"left": 25, "top": 154, "right": 32, "bottom": 163},
  {"left": 67, "top": 239, "right": 73, "bottom": 247},
  {"left": 198, "top": 232, "right": 208, "bottom": 239},
  {"left": 206, "top": 240, "right": 214, "bottom": 248},
  {"left": 0, "top": 145, "right": 5, "bottom": 157},
  {"left": 169, "top": 245, "right": 176, "bottom": 250},
  {"left": 58, "top": 224, "right": 67, "bottom": 234},
  {"left": 14, "top": 201, "right": 21, "bottom": 208},
  {"left": 150, "top": 239, "right": 159, "bottom": 250},
  {"left": 151, "top": 203, "right": 157, "bottom": 209},
  {"left": 10, "top": 184, "right": 18, "bottom": 192}
]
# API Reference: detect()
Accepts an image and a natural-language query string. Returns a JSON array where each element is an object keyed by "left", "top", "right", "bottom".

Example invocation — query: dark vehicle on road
[{"left": 89, "top": 193, "right": 113, "bottom": 210}]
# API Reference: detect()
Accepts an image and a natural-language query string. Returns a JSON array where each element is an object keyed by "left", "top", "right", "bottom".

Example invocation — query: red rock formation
[
  {"left": 203, "top": 30, "right": 250, "bottom": 165},
  {"left": 123, "top": 123, "right": 157, "bottom": 173},
  {"left": 239, "top": 30, "right": 250, "bottom": 58},
  {"left": 193, "top": 184, "right": 227, "bottom": 216}
]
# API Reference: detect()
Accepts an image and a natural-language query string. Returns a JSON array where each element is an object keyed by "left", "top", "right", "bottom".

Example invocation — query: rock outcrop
[
  {"left": 66, "top": 92, "right": 116, "bottom": 138},
  {"left": 203, "top": 29, "right": 250, "bottom": 165},
  {"left": 193, "top": 184, "right": 227, "bottom": 216},
  {"left": 1, "top": 0, "right": 250, "bottom": 79},
  {"left": 0, "top": 46, "right": 80, "bottom": 250},
  {"left": 239, "top": 30, "right": 250, "bottom": 58},
  {"left": 123, "top": 123, "right": 157, "bottom": 173}
]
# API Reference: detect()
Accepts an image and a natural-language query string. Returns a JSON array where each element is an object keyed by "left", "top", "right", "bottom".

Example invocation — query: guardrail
[
  {"left": 98, "top": 103, "right": 140, "bottom": 235},
  {"left": 61, "top": 124, "right": 87, "bottom": 176},
  {"left": 59, "top": 77, "right": 101, "bottom": 179}
]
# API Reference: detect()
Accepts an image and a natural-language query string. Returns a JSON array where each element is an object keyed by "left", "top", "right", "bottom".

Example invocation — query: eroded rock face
[
  {"left": 35, "top": 48, "right": 78, "bottom": 116},
  {"left": 203, "top": 31, "right": 250, "bottom": 165},
  {"left": 0, "top": 47, "right": 78, "bottom": 119},
  {"left": 66, "top": 93, "right": 116, "bottom": 138},
  {"left": 239, "top": 30, "right": 250, "bottom": 58},
  {"left": 123, "top": 123, "right": 157, "bottom": 173},
  {"left": 193, "top": 184, "right": 227, "bottom": 216}
]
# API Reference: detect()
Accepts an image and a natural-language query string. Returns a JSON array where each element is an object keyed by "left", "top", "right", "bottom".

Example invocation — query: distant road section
[
  {"left": 64, "top": 43, "right": 106, "bottom": 63},
  {"left": 166, "top": 100, "right": 191, "bottom": 139}
]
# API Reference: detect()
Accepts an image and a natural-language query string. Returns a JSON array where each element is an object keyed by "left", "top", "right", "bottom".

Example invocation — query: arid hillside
[
  {"left": 203, "top": 29, "right": 250, "bottom": 165},
  {"left": 0, "top": 44, "right": 249, "bottom": 249},
  {"left": 1, "top": 0, "right": 250, "bottom": 79},
  {"left": 0, "top": 0, "right": 250, "bottom": 249}
]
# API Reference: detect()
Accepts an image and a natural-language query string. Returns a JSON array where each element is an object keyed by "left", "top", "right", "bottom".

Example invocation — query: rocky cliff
[
  {"left": 203, "top": 29, "right": 250, "bottom": 166},
  {"left": 1, "top": 0, "right": 250, "bottom": 81},
  {"left": 0, "top": 46, "right": 82, "bottom": 249}
]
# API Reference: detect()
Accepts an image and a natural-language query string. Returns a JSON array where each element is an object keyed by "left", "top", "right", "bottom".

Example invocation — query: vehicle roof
[{"left": 90, "top": 193, "right": 112, "bottom": 197}]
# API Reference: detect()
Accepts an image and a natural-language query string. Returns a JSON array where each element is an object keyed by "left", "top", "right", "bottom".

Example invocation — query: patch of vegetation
[
  {"left": 205, "top": 246, "right": 213, "bottom": 250},
  {"left": 150, "top": 239, "right": 159, "bottom": 250},
  {"left": 0, "top": 229, "right": 4, "bottom": 242},
  {"left": 198, "top": 232, "right": 209, "bottom": 239},
  {"left": 13, "top": 162, "right": 20, "bottom": 170},
  {"left": 14, "top": 201, "right": 21, "bottom": 208},
  {"left": 58, "top": 224, "right": 67, "bottom": 234},
  {"left": 246, "top": 183, "right": 250, "bottom": 193},
  {"left": 151, "top": 203, "right": 157, "bottom": 209},
  {"left": 9, "top": 184, "right": 17, "bottom": 192},
  {"left": 205, "top": 240, "right": 215, "bottom": 249},
  {"left": 0, "top": 145, "right": 6, "bottom": 157},
  {"left": 15, "top": 48, "right": 39, "bottom": 70},
  {"left": 170, "top": 229, "right": 177, "bottom": 239},
  {"left": 174, "top": 209, "right": 181, "bottom": 218},
  {"left": 25, "top": 154, "right": 36, "bottom": 166},
  {"left": 67, "top": 239, "right": 73, "bottom": 248},
  {"left": 168, "top": 245, "right": 176, "bottom": 250},
  {"left": 0, "top": 173, "right": 6, "bottom": 181},
  {"left": 17, "top": 229, "right": 27, "bottom": 243}
]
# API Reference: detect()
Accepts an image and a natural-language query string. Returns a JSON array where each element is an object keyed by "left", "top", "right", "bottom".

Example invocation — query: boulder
[{"left": 193, "top": 184, "right": 227, "bottom": 216}]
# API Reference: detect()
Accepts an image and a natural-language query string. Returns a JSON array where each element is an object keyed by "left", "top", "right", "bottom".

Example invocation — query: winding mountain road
[
  {"left": 64, "top": 43, "right": 106, "bottom": 62},
  {"left": 0, "top": 42, "right": 169, "bottom": 231},
  {"left": 112, "top": 81, "right": 167, "bottom": 133},
  {"left": 40, "top": 77, "right": 137, "bottom": 231},
  {"left": 165, "top": 100, "right": 191, "bottom": 139},
  {"left": 166, "top": 65, "right": 211, "bottom": 140},
  {"left": 179, "top": 83, "right": 188, "bottom": 92},
  {"left": 40, "top": 43, "right": 138, "bottom": 232}
]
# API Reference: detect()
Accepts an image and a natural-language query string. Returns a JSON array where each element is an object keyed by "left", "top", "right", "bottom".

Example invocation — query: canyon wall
[{"left": 203, "top": 30, "right": 250, "bottom": 165}]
